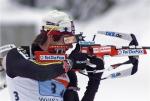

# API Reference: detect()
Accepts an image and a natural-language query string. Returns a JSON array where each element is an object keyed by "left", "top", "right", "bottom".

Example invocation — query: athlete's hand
[
  {"left": 68, "top": 44, "right": 87, "bottom": 70},
  {"left": 86, "top": 56, "right": 104, "bottom": 71},
  {"left": 81, "top": 57, "right": 104, "bottom": 101}
]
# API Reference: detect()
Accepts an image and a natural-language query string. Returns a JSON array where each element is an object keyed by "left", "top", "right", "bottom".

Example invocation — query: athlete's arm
[{"left": 6, "top": 48, "right": 66, "bottom": 81}]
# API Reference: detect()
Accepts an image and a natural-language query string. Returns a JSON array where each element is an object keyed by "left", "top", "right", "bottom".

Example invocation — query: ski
[
  {"left": 80, "top": 65, "right": 135, "bottom": 80},
  {"left": 0, "top": 44, "right": 16, "bottom": 54},
  {"left": 97, "top": 31, "right": 133, "bottom": 41},
  {"left": 106, "top": 67, "right": 133, "bottom": 79}
]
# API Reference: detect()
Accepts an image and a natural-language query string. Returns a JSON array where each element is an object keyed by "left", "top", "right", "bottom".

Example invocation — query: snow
[{"left": 0, "top": 0, "right": 150, "bottom": 101}]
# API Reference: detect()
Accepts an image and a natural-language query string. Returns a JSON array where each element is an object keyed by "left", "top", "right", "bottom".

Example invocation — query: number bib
[{"left": 38, "top": 80, "right": 66, "bottom": 98}]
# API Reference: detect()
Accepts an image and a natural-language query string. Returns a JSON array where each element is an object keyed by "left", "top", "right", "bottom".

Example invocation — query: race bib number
[{"left": 38, "top": 80, "right": 66, "bottom": 98}]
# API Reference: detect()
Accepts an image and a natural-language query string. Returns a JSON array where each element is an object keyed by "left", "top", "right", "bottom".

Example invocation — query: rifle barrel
[
  {"left": 142, "top": 47, "right": 150, "bottom": 49},
  {"left": 118, "top": 46, "right": 150, "bottom": 49}
]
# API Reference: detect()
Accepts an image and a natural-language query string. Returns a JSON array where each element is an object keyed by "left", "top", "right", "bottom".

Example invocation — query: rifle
[
  {"left": 63, "top": 31, "right": 150, "bottom": 79},
  {"left": 31, "top": 31, "right": 150, "bottom": 80},
  {"left": 64, "top": 32, "right": 149, "bottom": 58}
]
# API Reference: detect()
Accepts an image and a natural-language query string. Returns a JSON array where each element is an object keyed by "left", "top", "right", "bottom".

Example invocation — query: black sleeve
[
  {"left": 81, "top": 73, "right": 103, "bottom": 101},
  {"left": 81, "top": 58, "right": 104, "bottom": 101},
  {"left": 6, "top": 48, "right": 65, "bottom": 81},
  {"left": 64, "top": 70, "right": 79, "bottom": 101},
  {"left": 67, "top": 70, "right": 78, "bottom": 87},
  {"left": 64, "top": 89, "right": 79, "bottom": 101}
]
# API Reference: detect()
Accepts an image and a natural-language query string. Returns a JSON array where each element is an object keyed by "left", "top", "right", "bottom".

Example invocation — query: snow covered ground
[{"left": 0, "top": 0, "right": 150, "bottom": 101}]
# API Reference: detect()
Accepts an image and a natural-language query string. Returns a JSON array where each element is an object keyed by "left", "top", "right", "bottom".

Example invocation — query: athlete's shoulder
[
  {"left": 8, "top": 46, "right": 29, "bottom": 54},
  {"left": 7, "top": 46, "right": 30, "bottom": 60}
]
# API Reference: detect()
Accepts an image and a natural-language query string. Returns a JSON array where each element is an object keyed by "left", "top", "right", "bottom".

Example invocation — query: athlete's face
[{"left": 47, "top": 34, "right": 73, "bottom": 48}]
